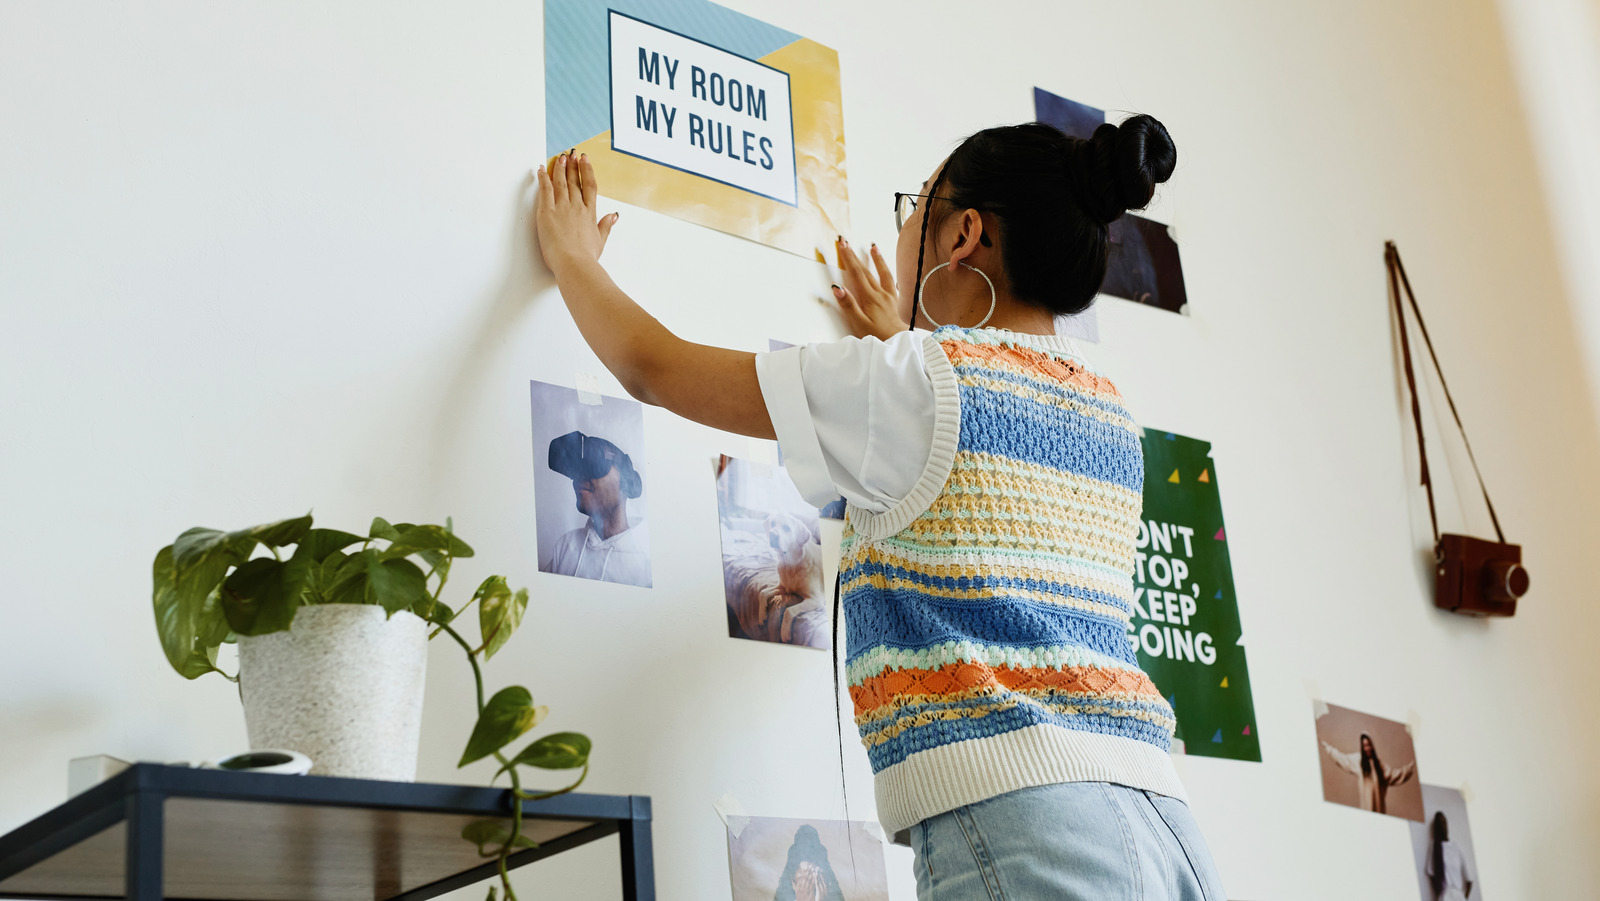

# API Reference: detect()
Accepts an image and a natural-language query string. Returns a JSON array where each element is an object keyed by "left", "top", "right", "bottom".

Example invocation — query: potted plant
[{"left": 153, "top": 513, "right": 588, "bottom": 901}]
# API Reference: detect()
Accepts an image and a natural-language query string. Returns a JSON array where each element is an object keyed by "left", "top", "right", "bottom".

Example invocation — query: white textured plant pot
[{"left": 237, "top": 604, "right": 428, "bottom": 781}]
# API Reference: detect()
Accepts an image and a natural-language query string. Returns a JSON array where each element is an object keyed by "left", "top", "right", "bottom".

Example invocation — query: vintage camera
[
  {"left": 1434, "top": 534, "right": 1528, "bottom": 617},
  {"left": 548, "top": 430, "right": 642, "bottom": 498}
]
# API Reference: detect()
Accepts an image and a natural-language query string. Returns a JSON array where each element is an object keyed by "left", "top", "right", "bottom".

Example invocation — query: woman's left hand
[{"left": 534, "top": 152, "right": 620, "bottom": 275}]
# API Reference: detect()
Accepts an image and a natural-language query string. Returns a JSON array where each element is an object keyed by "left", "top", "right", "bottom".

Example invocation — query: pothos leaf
[
  {"left": 474, "top": 577, "right": 526, "bottom": 660},
  {"left": 500, "top": 732, "right": 591, "bottom": 772},
  {"left": 458, "top": 686, "right": 540, "bottom": 767},
  {"left": 152, "top": 545, "right": 223, "bottom": 680},
  {"left": 461, "top": 819, "right": 537, "bottom": 857}
]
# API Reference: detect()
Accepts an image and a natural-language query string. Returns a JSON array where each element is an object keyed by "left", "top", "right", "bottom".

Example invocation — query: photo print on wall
[
  {"left": 1033, "top": 87, "right": 1189, "bottom": 315},
  {"left": 1410, "top": 785, "right": 1484, "bottom": 901},
  {"left": 716, "top": 455, "right": 829, "bottom": 649},
  {"left": 545, "top": 0, "right": 849, "bottom": 259},
  {"left": 530, "top": 379, "right": 652, "bottom": 588},
  {"left": 1314, "top": 702, "right": 1424, "bottom": 821},
  {"left": 1135, "top": 430, "right": 1260, "bottom": 761},
  {"left": 727, "top": 816, "right": 887, "bottom": 901}
]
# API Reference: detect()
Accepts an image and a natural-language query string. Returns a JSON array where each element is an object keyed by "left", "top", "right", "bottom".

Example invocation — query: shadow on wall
[{"left": 427, "top": 171, "right": 549, "bottom": 486}]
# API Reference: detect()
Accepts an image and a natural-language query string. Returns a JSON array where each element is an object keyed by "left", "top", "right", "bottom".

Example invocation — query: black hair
[
  {"left": 1429, "top": 811, "right": 1450, "bottom": 897},
  {"left": 1359, "top": 732, "right": 1384, "bottom": 781},
  {"left": 910, "top": 115, "right": 1176, "bottom": 325}
]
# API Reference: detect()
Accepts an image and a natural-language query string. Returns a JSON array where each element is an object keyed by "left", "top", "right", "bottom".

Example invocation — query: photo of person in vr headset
[{"left": 540, "top": 428, "right": 651, "bottom": 587}]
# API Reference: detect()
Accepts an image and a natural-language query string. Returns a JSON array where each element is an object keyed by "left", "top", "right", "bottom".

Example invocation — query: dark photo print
[{"left": 1034, "top": 86, "right": 1189, "bottom": 315}]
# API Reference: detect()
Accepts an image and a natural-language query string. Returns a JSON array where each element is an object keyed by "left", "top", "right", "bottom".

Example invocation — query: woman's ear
[{"left": 946, "top": 209, "right": 987, "bottom": 266}]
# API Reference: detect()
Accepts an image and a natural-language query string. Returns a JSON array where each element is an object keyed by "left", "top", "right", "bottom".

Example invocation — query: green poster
[{"left": 1134, "top": 429, "right": 1261, "bottom": 762}]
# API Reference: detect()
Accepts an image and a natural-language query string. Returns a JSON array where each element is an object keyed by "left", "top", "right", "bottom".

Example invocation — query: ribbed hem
[
  {"left": 846, "top": 334, "right": 961, "bottom": 541},
  {"left": 871, "top": 724, "right": 1188, "bottom": 835}
]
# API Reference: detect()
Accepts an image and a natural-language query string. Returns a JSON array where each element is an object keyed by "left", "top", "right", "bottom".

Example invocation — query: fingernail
[{"left": 871, "top": 243, "right": 878, "bottom": 252}]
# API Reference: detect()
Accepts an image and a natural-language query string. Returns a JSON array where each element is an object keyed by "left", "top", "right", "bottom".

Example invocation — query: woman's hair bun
[{"left": 1070, "top": 114, "right": 1176, "bottom": 224}]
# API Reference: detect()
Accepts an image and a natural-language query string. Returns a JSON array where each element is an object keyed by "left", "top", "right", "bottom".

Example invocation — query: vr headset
[{"left": 548, "top": 430, "right": 642, "bottom": 498}]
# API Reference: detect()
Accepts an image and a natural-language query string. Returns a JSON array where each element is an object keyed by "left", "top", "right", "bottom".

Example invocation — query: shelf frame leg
[
  {"left": 619, "top": 805, "right": 654, "bottom": 901},
  {"left": 125, "top": 790, "right": 165, "bottom": 901}
]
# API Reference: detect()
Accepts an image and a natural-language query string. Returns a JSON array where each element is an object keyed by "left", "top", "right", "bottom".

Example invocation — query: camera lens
[{"left": 1483, "top": 560, "right": 1529, "bottom": 602}]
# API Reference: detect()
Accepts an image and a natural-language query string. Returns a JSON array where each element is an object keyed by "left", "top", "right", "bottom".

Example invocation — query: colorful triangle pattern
[
  {"left": 1243, "top": 725, "right": 1252, "bottom": 736},
  {"left": 1220, "top": 677, "right": 1229, "bottom": 688},
  {"left": 1168, "top": 469, "right": 1180, "bottom": 484},
  {"left": 1214, "top": 526, "right": 1226, "bottom": 541},
  {"left": 1198, "top": 469, "right": 1210, "bottom": 483},
  {"left": 1211, "top": 729, "right": 1223, "bottom": 743}
]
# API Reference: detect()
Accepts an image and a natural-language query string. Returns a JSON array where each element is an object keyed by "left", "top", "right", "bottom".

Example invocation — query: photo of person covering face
[
  {"left": 715, "top": 455, "right": 829, "bottom": 649},
  {"left": 727, "top": 817, "right": 887, "bottom": 901},
  {"left": 1314, "top": 702, "right": 1424, "bottom": 821},
  {"left": 531, "top": 380, "right": 651, "bottom": 588}
]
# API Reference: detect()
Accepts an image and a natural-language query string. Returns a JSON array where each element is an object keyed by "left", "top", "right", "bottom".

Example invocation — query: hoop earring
[{"left": 916, "top": 262, "right": 997, "bottom": 329}]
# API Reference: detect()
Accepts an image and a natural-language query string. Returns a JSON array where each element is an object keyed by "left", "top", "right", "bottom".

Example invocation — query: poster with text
[
  {"left": 1133, "top": 430, "right": 1260, "bottom": 761},
  {"left": 546, "top": 0, "right": 848, "bottom": 259},
  {"left": 1033, "top": 87, "right": 1188, "bottom": 315}
]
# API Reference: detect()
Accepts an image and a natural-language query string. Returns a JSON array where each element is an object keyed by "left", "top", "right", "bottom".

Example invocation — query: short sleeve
[{"left": 755, "top": 330, "right": 949, "bottom": 516}]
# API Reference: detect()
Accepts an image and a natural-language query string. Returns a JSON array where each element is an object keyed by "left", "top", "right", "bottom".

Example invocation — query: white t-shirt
[
  {"left": 753, "top": 327, "right": 1093, "bottom": 514},
  {"left": 544, "top": 518, "right": 652, "bottom": 587},
  {"left": 1424, "top": 840, "right": 1476, "bottom": 901}
]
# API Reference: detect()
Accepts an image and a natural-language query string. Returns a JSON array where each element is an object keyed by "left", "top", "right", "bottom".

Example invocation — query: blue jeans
[{"left": 908, "top": 782, "right": 1225, "bottom": 901}]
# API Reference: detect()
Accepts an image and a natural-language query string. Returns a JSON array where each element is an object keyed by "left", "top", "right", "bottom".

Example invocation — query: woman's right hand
[{"left": 832, "top": 236, "right": 905, "bottom": 340}]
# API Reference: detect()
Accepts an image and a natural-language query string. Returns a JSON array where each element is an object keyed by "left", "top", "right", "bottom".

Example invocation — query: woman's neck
[{"left": 928, "top": 295, "right": 1057, "bottom": 336}]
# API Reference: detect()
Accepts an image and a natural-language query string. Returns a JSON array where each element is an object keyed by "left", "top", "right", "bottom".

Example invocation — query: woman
[
  {"left": 1321, "top": 732, "right": 1417, "bottom": 814},
  {"left": 1425, "top": 811, "right": 1476, "bottom": 900},
  {"left": 534, "top": 115, "right": 1224, "bottom": 900}
]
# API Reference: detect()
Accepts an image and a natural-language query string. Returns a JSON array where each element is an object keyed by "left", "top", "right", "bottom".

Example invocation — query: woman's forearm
[{"left": 549, "top": 255, "right": 674, "bottom": 404}]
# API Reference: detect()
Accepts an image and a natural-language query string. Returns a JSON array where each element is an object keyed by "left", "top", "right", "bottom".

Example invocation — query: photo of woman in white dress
[
  {"left": 1314, "top": 702, "right": 1425, "bottom": 820},
  {"left": 1321, "top": 731, "right": 1417, "bottom": 815}
]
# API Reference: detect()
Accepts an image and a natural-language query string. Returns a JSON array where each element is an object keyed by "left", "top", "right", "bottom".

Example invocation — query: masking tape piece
[
  {"left": 748, "top": 438, "right": 780, "bottom": 467},
  {"left": 1304, "top": 679, "right": 1328, "bottom": 719},
  {"left": 1406, "top": 709, "right": 1422, "bottom": 739},
  {"left": 1459, "top": 781, "right": 1475, "bottom": 804},
  {"left": 713, "top": 791, "right": 750, "bottom": 839},
  {"left": 575, "top": 372, "right": 604, "bottom": 405},
  {"left": 863, "top": 822, "right": 887, "bottom": 844}
]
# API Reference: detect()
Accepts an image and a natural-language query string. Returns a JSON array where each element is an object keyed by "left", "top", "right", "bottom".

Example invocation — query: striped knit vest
[{"left": 841, "top": 326, "right": 1184, "bottom": 835}]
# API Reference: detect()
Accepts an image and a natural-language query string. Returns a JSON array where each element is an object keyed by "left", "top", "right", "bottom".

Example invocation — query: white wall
[{"left": 4, "top": 2, "right": 1599, "bottom": 899}]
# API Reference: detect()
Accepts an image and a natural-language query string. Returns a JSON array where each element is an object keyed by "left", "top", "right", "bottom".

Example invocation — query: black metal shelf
[{"left": 0, "top": 763, "right": 653, "bottom": 901}]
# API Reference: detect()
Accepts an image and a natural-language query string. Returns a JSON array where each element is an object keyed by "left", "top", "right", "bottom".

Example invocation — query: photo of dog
[{"left": 715, "top": 455, "right": 830, "bottom": 649}]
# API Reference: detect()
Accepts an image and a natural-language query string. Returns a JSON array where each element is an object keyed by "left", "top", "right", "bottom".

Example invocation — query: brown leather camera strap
[{"left": 1385, "top": 241, "right": 1507, "bottom": 545}]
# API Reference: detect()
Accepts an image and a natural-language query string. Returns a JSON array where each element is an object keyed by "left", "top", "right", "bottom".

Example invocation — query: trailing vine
[{"left": 153, "top": 514, "right": 591, "bottom": 901}]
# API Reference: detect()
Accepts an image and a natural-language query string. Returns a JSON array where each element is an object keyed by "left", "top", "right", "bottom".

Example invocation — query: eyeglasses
[{"left": 894, "top": 191, "right": 953, "bottom": 232}]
